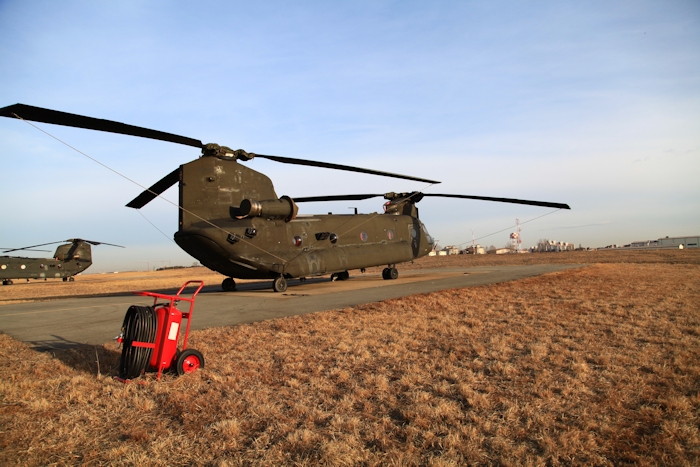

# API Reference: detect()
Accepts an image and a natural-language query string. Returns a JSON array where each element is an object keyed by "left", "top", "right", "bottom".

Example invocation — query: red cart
[{"left": 117, "top": 280, "right": 205, "bottom": 380}]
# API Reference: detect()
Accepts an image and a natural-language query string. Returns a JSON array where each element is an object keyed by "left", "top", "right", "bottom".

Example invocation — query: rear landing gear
[
  {"left": 222, "top": 277, "right": 236, "bottom": 292},
  {"left": 331, "top": 271, "right": 350, "bottom": 281},
  {"left": 382, "top": 267, "right": 398, "bottom": 280},
  {"left": 273, "top": 276, "right": 287, "bottom": 293},
  {"left": 2, "top": 279, "right": 12, "bottom": 285}
]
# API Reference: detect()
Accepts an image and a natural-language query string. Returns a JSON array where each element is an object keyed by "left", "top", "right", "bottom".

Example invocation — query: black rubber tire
[
  {"left": 389, "top": 267, "right": 399, "bottom": 280},
  {"left": 222, "top": 277, "right": 236, "bottom": 291},
  {"left": 273, "top": 276, "right": 287, "bottom": 292},
  {"left": 176, "top": 348, "right": 205, "bottom": 376},
  {"left": 338, "top": 271, "right": 350, "bottom": 281},
  {"left": 382, "top": 268, "right": 390, "bottom": 280}
]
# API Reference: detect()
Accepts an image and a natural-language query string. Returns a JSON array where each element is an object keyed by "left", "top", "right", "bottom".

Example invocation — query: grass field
[{"left": 1, "top": 250, "right": 699, "bottom": 465}]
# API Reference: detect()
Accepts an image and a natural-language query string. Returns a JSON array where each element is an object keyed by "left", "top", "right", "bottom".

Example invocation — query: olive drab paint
[{"left": 1, "top": 239, "right": 123, "bottom": 285}]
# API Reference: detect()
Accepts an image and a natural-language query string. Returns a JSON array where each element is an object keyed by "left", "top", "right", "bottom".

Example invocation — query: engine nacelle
[{"left": 239, "top": 196, "right": 298, "bottom": 222}]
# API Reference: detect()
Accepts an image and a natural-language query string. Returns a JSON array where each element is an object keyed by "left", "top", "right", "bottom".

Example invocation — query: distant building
[
  {"left": 444, "top": 246, "right": 460, "bottom": 255},
  {"left": 490, "top": 247, "right": 515, "bottom": 255},
  {"left": 658, "top": 236, "right": 698, "bottom": 248},
  {"left": 464, "top": 245, "right": 485, "bottom": 255},
  {"left": 614, "top": 236, "right": 698, "bottom": 250},
  {"left": 532, "top": 240, "right": 574, "bottom": 252}
]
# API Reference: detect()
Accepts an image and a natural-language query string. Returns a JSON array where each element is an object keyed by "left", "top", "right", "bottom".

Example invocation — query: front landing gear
[
  {"left": 221, "top": 277, "right": 236, "bottom": 292},
  {"left": 382, "top": 267, "right": 399, "bottom": 280},
  {"left": 273, "top": 276, "right": 287, "bottom": 293}
]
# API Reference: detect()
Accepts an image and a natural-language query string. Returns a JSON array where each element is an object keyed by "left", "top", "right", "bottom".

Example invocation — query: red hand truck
[{"left": 116, "top": 280, "right": 205, "bottom": 381}]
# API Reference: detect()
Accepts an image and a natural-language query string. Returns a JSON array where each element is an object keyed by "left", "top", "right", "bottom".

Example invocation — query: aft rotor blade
[
  {"left": 78, "top": 239, "right": 126, "bottom": 248},
  {"left": 1, "top": 248, "right": 51, "bottom": 253},
  {"left": 0, "top": 103, "right": 204, "bottom": 148},
  {"left": 422, "top": 194, "right": 570, "bottom": 209},
  {"left": 294, "top": 194, "right": 383, "bottom": 203},
  {"left": 2, "top": 241, "right": 65, "bottom": 253},
  {"left": 256, "top": 154, "right": 440, "bottom": 184},
  {"left": 126, "top": 168, "right": 180, "bottom": 209}
]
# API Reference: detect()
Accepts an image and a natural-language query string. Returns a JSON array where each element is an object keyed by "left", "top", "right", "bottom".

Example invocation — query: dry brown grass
[{"left": 1, "top": 250, "right": 699, "bottom": 465}]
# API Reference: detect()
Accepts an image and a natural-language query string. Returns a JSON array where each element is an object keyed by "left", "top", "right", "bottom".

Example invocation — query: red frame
[{"left": 127, "top": 280, "right": 204, "bottom": 379}]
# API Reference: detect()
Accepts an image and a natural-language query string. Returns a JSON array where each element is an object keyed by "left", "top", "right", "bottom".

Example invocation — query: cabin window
[
  {"left": 1, "top": 265, "right": 6, "bottom": 270},
  {"left": 20, "top": 264, "right": 26, "bottom": 269},
  {"left": 330, "top": 233, "right": 338, "bottom": 244},
  {"left": 387, "top": 229, "right": 394, "bottom": 240},
  {"left": 360, "top": 231, "right": 368, "bottom": 242},
  {"left": 293, "top": 236, "right": 302, "bottom": 247}
]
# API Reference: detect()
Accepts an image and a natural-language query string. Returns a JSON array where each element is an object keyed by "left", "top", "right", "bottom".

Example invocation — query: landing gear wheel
[
  {"left": 273, "top": 276, "right": 287, "bottom": 292},
  {"left": 176, "top": 348, "right": 204, "bottom": 375},
  {"left": 338, "top": 271, "right": 350, "bottom": 281},
  {"left": 62, "top": 277, "right": 67, "bottom": 282},
  {"left": 68, "top": 277, "right": 75, "bottom": 282},
  {"left": 222, "top": 277, "right": 237, "bottom": 291},
  {"left": 2, "top": 279, "right": 12, "bottom": 285},
  {"left": 382, "top": 267, "right": 398, "bottom": 280}
]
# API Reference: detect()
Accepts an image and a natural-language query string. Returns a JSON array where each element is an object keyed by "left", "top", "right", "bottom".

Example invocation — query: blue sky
[{"left": 1, "top": 1, "right": 699, "bottom": 272}]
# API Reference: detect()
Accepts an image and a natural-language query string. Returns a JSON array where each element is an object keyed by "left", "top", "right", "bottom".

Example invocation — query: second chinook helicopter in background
[
  {"left": 1, "top": 238, "right": 124, "bottom": 285},
  {"left": 0, "top": 104, "right": 570, "bottom": 292}
]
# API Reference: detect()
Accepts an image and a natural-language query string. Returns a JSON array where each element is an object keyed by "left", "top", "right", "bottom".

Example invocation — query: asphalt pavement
[{"left": 0, "top": 264, "right": 582, "bottom": 349}]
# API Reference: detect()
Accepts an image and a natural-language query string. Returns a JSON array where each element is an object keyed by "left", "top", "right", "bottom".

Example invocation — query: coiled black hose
[{"left": 119, "top": 305, "right": 158, "bottom": 379}]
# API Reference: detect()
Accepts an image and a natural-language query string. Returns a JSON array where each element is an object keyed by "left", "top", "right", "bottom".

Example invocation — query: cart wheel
[{"left": 176, "top": 349, "right": 205, "bottom": 375}]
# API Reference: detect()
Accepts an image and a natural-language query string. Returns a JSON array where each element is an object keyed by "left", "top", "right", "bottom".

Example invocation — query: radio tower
[{"left": 510, "top": 218, "right": 522, "bottom": 252}]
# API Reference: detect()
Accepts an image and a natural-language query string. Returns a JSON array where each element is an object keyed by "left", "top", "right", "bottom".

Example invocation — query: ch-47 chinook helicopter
[
  {"left": 1, "top": 238, "right": 124, "bottom": 285},
  {"left": 1, "top": 104, "right": 570, "bottom": 292}
]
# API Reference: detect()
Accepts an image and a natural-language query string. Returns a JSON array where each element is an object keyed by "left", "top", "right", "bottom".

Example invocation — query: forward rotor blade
[
  {"left": 0, "top": 103, "right": 203, "bottom": 148},
  {"left": 126, "top": 168, "right": 180, "bottom": 209},
  {"left": 256, "top": 154, "right": 440, "bottom": 184},
  {"left": 1, "top": 248, "right": 51, "bottom": 253},
  {"left": 422, "top": 194, "right": 570, "bottom": 209},
  {"left": 294, "top": 194, "right": 383, "bottom": 203}
]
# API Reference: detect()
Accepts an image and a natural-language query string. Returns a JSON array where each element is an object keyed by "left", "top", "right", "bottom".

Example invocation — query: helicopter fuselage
[
  {"left": 175, "top": 212, "right": 435, "bottom": 280},
  {"left": 172, "top": 153, "right": 434, "bottom": 281},
  {"left": 0, "top": 242, "right": 92, "bottom": 284}
]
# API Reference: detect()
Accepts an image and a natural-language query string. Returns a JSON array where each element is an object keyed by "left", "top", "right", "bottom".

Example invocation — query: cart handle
[
  {"left": 175, "top": 280, "right": 205, "bottom": 299},
  {"left": 132, "top": 280, "right": 205, "bottom": 304}
]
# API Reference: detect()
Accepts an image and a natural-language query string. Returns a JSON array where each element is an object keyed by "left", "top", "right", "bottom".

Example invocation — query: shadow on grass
[{"left": 31, "top": 335, "right": 122, "bottom": 377}]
